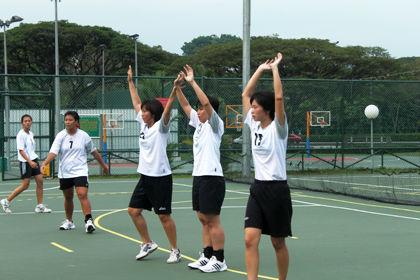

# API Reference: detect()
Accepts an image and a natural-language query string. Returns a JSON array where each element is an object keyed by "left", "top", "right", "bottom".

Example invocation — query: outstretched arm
[
  {"left": 91, "top": 150, "right": 109, "bottom": 176},
  {"left": 182, "top": 65, "right": 214, "bottom": 120},
  {"left": 162, "top": 74, "right": 184, "bottom": 125},
  {"left": 40, "top": 152, "right": 57, "bottom": 173},
  {"left": 270, "top": 53, "right": 285, "bottom": 125},
  {"left": 242, "top": 60, "right": 273, "bottom": 115},
  {"left": 174, "top": 72, "right": 192, "bottom": 119},
  {"left": 127, "top": 65, "right": 142, "bottom": 115}
]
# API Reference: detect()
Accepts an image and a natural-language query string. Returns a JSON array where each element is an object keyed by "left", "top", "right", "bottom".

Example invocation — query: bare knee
[
  {"left": 245, "top": 233, "right": 260, "bottom": 249},
  {"left": 77, "top": 193, "right": 88, "bottom": 201},
  {"left": 128, "top": 207, "right": 142, "bottom": 218},
  {"left": 158, "top": 214, "right": 171, "bottom": 223},
  {"left": 20, "top": 181, "right": 30, "bottom": 190},
  {"left": 198, "top": 216, "right": 206, "bottom": 226},
  {"left": 271, "top": 237, "right": 286, "bottom": 251}
]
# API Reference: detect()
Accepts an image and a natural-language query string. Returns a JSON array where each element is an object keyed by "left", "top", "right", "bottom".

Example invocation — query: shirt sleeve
[
  {"left": 208, "top": 110, "right": 221, "bottom": 134},
  {"left": 50, "top": 132, "right": 64, "bottom": 155},
  {"left": 189, "top": 109, "right": 199, "bottom": 128},
  {"left": 16, "top": 132, "right": 25, "bottom": 151},
  {"left": 244, "top": 110, "right": 253, "bottom": 129},
  {"left": 158, "top": 117, "right": 170, "bottom": 134},
  {"left": 274, "top": 114, "right": 288, "bottom": 140},
  {"left": 85, "top": 135, "right": 97, "bottom": 154}
]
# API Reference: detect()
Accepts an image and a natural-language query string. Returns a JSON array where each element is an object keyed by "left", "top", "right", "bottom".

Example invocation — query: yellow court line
[
  {"left": 292, "top": 193, "right": 420, "bottom": 213},
  {"left": 94, "top": 208, "right": 278, "bottom": 279},
  {"left": 51, "top": 242, "right": 73, "bottom": 252}
]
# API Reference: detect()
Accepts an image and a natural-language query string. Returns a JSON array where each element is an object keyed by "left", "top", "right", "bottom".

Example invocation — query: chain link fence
[{"left": 2, "top": 74, "right": 420, "bottom": 204}]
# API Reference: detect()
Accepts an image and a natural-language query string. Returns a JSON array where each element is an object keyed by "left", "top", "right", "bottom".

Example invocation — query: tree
[
  {"left": 169, "top": 36, "right": 410, "bottom": 80},
  {"left": 0, "top": 21, "right": 175, "bottom": 76},
  {"left": 181, "top": 34, "right": 242, "bottom": 56}
]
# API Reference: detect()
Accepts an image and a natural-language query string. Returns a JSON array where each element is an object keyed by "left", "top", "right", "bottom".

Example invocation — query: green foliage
[
  {"left": 181, "top": 34, "right": 241, "bottom": 56},
  {"left": 166, "top": 36, "right": 413, "bottom": 80},
  {"left": 0, "top": 21, "right": 175, "bottom": 76}
]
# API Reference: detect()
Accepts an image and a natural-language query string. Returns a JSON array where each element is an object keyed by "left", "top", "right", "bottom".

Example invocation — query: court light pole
[
  {"left": 99, "top": 44, "right": 106, "bottom": 110},
  {"left": 364, "top": 105, "right": 379, "bottom": 171},
  {"left": 130, "top": 34, "right": 139, "bottom": 87},
  {"left": 52, "top": 0, "right": 61, "bottom": 136},
  {"left": 1, "top": 15, "right": 24, "bottom": 171},
  {"left": 242, "top": 0, "right": 251, "bottom": 178}
]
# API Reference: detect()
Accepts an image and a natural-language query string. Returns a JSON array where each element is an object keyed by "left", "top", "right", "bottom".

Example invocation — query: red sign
[{"left": 156, "top": 98, "right": 169, "bottom": 109}]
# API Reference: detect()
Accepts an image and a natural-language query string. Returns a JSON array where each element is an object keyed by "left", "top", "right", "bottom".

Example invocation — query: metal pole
[
  {"left": 371, "top": 119, "right": 374, "bottom": 170},
  {"left": 102, "top": 48, "right": 105, "bottom": 110},
  {"left": 54, "top": 0, "right": 60, "bottom": 136},
  {"left": 3, "top": 25, "right": 11, "bottom": 171},
  {"left": 242, "top": 0, "right": 251, "bottom": 178},
  {"left": 134, "top": 39, "right": 138, "bottom": 87}
]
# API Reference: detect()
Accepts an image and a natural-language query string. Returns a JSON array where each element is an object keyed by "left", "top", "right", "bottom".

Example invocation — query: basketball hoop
[{"left": 103, "top": 113, "right": 124, "bottom": 130}]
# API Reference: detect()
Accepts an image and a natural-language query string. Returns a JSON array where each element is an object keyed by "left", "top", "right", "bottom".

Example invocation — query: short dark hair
[
  {"left": 196, "top": 95, "right": 220, "bottom": 113},
  {"left": 141, "top": 99, "right": 164, "bottom": 122},
  {"left": 64, "top": 111, "right": 80, "bottom": 122},
  {"left": 250, "top": 91, "right": 275, "bottom": 120},
  {"left": 21, "top": 114, "right": 32, "bottom": 123}
]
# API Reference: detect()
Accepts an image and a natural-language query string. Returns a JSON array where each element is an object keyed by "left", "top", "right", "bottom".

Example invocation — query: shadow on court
[{"left": 1, "top": 177, "right": 419, "bottom": 280}]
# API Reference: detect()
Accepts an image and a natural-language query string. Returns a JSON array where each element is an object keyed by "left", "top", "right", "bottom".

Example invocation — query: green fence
[{"left": 1, "top": 74, "right": 420, "bottom": 204}]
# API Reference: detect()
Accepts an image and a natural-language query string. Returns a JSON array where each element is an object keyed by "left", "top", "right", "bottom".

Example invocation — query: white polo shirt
[
  {"left": 136, "top": 112, "right": 171, "bottom": 177},
  {"left": 189, "top": 109, "right": 224, "bottom": 176},
  {"left": 16, "top": 129, "right": 38, "bottom": 162},
  {"left": 244, "top": 110, "right": 288, "bottom": 181},
  {"left": 50, "top": 129, "right": 96, "bottom": 178}
]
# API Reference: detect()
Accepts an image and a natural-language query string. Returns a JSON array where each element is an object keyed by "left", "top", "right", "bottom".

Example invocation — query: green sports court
[{"left": 1, "top": 177, "right": 419, "bottom": 280}]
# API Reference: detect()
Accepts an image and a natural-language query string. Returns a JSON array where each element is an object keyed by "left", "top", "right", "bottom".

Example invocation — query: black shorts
[
  {"left": 245, "top": 180, "right": 293, "bottom": 238},
  {"left": 192, "top": 176, "right": 225, "bottom": 215},
  {"left": 20, "top": 159, "right": 42, "bottom": 179},
  {"left": 59, "top": 177, "right": 89, "bottom": 190},
  {"left": 129, "top": 174, "right": 173, "bottom": 214}
]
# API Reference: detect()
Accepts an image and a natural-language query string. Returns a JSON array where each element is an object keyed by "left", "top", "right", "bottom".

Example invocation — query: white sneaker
[
  {"left": 188, "top": 252, "right": 209, "bottom": 269},
  {"left": 85, "top": 218, "right": 95, "bottom": 233},
  {"left": 35, "top": 204, "right": 52, "bottom": 213},
  {"left": 199, "top": 256, "right": 227, "bottom": 273},
  {"left": 167, "top": 248, "right": 181, "bottom": 264},
  {"left": 1, "top": 199, "right": 12, "bottom": 214},
  {"left": 59, "top": 219, "right": 75, "bottom": 230},
  {"left": 136, "top": 241, "right": 158, "bottom": 260}
]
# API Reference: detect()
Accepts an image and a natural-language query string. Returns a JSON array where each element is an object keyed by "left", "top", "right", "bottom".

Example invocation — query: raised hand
[
  {"left": 127, "top": 65, "right": 133, "bottom": 82},
  {"left": 257, "top": 59, "right": 274, "bottom": 72},
  {"left": 174, "top": 72, "right": 186, "bottom": 88},
  {"left": 270, "top": 53, "right": 283, "bottom": 68},
  {"left": 183, "top": 64, "right": 195, "bottom": 83}
]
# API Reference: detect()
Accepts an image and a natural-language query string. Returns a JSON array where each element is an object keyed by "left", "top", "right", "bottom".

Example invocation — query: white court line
[
  {"left": 290, "top": 177, "right": 419, "bottom": 191},
  {"left": 0, "top": 186, "right": 59, "bottom": 194},
  {"left": 1, "top": 181, "right": 417, "bottom": 221},
  {"left": 293, "top": 199, "right": 420, "bottom": 221}
]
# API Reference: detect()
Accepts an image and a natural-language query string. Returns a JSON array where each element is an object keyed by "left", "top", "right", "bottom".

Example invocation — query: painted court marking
[{"left": 51, "top": 242, "right": 73, "bottom": 252}]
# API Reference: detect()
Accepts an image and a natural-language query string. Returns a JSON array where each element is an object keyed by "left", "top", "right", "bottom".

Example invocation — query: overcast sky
[{"left": 2, "top": 0, "right": 419, "bottom": 58}]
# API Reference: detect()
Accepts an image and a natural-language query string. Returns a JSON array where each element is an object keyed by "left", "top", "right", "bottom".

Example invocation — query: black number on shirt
[
  {"left": 196, "top": 123, "right": 203, "bottom": 135},
  {"left": 254, "top": 133, "right": 263, "bottom": 146},
  {"left": 69, "top": 141, "right": 73, "bottom": 149}
]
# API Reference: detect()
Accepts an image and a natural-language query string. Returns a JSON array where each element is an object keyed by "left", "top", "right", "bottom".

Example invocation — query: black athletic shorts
[
  {"left": 59, "top": 176, "right": 89, "bottom": 190},
  {"left": 129, "top": 174, "right": 173, "bottom": 214},
  {"left": 245, "top": 180, "right": 292, "bottom": 238},
  {"left": 192, "top": 176, "right": 225, "bottom": 215},
  {"left": 20, "top": 159, "right": 42, "bottom": 179}
]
